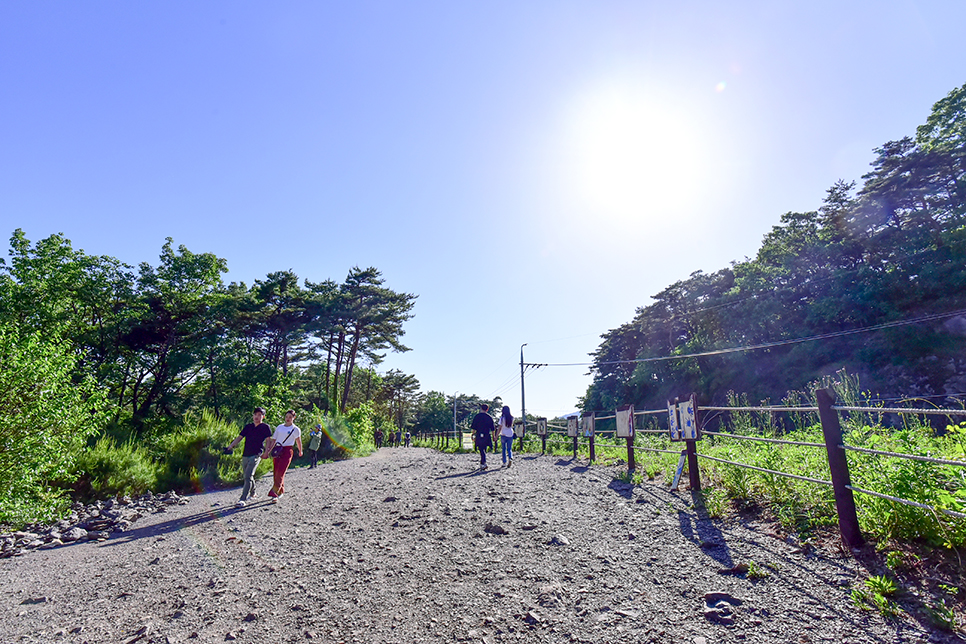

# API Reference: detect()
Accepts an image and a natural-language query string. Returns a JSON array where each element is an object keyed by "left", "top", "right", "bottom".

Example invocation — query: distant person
[
  {"left": 498, "top": 405, "right": 515, "bottom": 467},
  {"left": 375, "top": 429, "right": 383, "bottom": 448},
  {"left": 308, "top": 424, "right": 323, "bottom": 469},
  {"left": 262, "top": 409, "right": 303, "bottom": 502},
  {"left": 404, "top": 430, "right": 411, "bottom": 447},
  {"left": 471, "top": 403, "right": 494, "bottom": 470},
  {"left": 225, "top": 407, "right": 272, "bottom": 507}
]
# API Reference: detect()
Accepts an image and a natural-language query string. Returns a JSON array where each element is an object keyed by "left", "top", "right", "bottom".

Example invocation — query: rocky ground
[{"left": 1, "top": 447, "right": 963, "bottom": 644}]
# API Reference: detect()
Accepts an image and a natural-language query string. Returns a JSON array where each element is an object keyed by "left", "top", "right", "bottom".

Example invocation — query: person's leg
[
  {"left": 275, "top": 447, "right": 294, "bottom": 495},
  {"left": 241, "top": 455, "right": 259, "bottom": 500},
  {"left": 478, "top": 444, "right": 486, "bottom": 467}
]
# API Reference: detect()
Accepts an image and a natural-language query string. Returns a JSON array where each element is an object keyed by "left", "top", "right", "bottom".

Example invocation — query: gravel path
[{"left": 1, "top": 447, "right": 962, "bottom": 644}]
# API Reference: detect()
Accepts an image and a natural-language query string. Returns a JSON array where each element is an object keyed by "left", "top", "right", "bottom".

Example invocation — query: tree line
[
  {"left": 582, "top": 82, "right": 966, "bottom": 412},
  {"left": 0, "top": 237, "right": 420, "bottom": 429}
]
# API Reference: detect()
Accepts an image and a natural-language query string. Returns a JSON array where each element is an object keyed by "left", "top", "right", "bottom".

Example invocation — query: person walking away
[
  {"left": 498, "top": 405, "right": 515, "bottom": 467},
  {"left": 404, "top": 430, "right": 411, "bottom": 447},
  {"left": 471, "top": 403, "right": 494, "bottom": 470},
  {"left": 262, "top": 409, "right": 303, "bottom": 502},
  {"left": 225, "top": 407, "right": 272, "bottom": 507},
  {"left": 308, "top": 424, "right": 323, "bottom": 469}
]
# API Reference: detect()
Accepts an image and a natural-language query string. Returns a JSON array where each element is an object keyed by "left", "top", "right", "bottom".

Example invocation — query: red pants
[{"left": 270, "top": 446, "right": 294, "bottom": 497}]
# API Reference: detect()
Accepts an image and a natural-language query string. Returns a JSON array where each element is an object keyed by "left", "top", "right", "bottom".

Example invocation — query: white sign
[
  {"left": 668, "top": 401, "right": 681, "bottom": 441},
  {"left": 567, "top": 416, "right": 578, "bottom": 437},
  {"left": 679, "top": 398, "right": 698, "bottom": 440},
  {"left": 581, "top": 412, "right": 595, "bottom": 437},
  {"left": 536, "top": 418, "right": 547, "bottom": 436},
  {"left": 513, "top": 419, "right": 525, "bottom": 438},
  {"left": 668, "top": 396, "right": 700, "bottom": 441},
  {"left": 616, "top": 405, "right": 634, "bottom": 438}
]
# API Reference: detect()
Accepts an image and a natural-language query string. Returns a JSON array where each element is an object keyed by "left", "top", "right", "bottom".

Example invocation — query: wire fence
[{"left": 413, "top": 390, "right": 966, "bottom": 547}]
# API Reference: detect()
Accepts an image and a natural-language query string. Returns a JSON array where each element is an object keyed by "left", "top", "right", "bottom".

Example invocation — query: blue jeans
[{"left": 501, "top": 435, "right": 513, "bottom": 464}]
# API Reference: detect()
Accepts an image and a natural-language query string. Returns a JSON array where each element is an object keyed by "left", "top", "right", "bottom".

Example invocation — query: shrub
[
  {"left": 73, "top": 436, "right": 159, "bottom": 501},
  {"left": 0, "top": 326, "right": 107, "bottom": 527},
  {"left": 154, "top": 409, "right": 240, "bottom": 494}
]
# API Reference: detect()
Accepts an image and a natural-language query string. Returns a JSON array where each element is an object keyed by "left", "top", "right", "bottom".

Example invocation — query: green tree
[{"left": 0, "top": 325, "right": 106, "bottom": 526}]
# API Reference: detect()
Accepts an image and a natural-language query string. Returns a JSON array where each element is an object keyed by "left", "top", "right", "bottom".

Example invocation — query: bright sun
[{"left": 562, "top": 82, "right": 707, "bottom": 225}]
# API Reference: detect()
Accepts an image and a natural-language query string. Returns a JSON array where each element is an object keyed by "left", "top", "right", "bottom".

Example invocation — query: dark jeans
[
  {"left": 477, "top": 444, "right": 487, "bottom": 466},
  {"left": 309, "top": 449, "right": 319, "bottom": 468}
]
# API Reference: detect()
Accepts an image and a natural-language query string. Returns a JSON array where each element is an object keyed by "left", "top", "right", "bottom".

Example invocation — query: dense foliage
[
  {"left": 582, "top": 83, "right": 966, "bottom": 412},
  {"left": 0, "top": 234, "right": 422, "bottom": 524}
]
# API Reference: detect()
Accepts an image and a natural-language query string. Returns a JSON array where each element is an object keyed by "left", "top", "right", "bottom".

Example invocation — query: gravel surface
[{"left": 1, "top": 447, "right": 963, "bottom": 644}]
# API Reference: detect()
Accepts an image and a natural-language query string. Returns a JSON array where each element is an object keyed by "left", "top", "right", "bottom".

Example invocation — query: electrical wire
[{"left": 528, "top": 308, "right": 966, "bottom": 368}]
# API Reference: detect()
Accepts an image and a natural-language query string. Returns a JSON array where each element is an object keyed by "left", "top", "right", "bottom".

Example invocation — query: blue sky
[{"left": 2, "top": 1, "right": 965, "bottom": 419}]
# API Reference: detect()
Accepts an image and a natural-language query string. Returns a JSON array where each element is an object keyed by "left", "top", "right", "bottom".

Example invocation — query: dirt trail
[{"left": 1, "top": 448, "right": 961, "bottom": 644}]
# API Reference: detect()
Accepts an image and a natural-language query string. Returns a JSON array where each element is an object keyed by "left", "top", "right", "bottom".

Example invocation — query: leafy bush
[
  {"left": 0, "top": 326, "right": 107, "bottom": 527},
  {"left": 73, "top": 436, "right": 159, "bottom": 500}
]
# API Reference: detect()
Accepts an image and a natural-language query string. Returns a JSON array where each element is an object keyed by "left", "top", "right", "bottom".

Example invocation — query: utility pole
[
  {"left": 453, "top": 392, "right": 458, "bottom": 443},
  {"left": 520, "top": 344, "right": 527, "bottom": 436}
]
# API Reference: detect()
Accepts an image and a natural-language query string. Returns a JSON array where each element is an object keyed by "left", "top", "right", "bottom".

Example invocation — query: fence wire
[
  {"left": 846, "top": 485, "right": 966, "bottom": 520},
  {"left": 696, "top": 453, "right": 833, "bottom": 487},
  {"left": 702, "top": 430, "right": 826, "bottom": 448},
  {"left": 840, "top": 444, "right": 966, "bottom": 467}
]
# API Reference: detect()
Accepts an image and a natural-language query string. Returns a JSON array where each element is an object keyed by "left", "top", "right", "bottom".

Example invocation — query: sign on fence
[
  {"left": 668, "top": 400, "right": 681, "bottom": 441},
  {"left": 567, "top": 416, "right": 578, "bottom": 437},
  {"left": 668, "top": 394, "right": 701, "bottom": 441},
  {"left": 581, "top": 411, "right": 595, "bottom": 437},
  {"left": 616, "top": 404, "right": 634, "bottom": 438},
  {"left": 536, "top": 417, "right": 547, "bottom": 436},
  {"left": 513, "top": 418, "right": 525, "bottom": 438}
]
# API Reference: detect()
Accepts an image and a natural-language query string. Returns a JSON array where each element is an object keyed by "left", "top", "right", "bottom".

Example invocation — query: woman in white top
[
  {"left": 498, "top": 406, "right": 515, "bottom": 467},
  {"left": 261, "top": 409, "right": 303, "bottom": 501}
]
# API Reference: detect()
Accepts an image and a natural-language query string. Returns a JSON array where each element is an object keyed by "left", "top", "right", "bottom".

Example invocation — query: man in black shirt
[
  {"left": 226, "top": 407, "right": 272, "bottom": 506},
  {"left": 470, "top": 403, "right": 495, "bottom": 470}
]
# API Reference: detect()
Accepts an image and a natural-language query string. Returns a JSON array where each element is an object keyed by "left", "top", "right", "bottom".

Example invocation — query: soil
[{"left": 1, "top": 447, "right": 963, "bottom": 644}]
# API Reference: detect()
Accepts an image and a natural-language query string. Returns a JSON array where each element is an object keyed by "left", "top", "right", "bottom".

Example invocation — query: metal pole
[
  {"left": 453, "top": 392, "right": 458, "bottom": 446},
  {"left": 520, "top": 343, "right": 527, "bottom": 438}
]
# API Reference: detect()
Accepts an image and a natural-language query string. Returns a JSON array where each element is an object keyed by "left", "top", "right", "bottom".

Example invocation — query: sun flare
[{"left": 562, "top": 83, "right": 707, "bottom": 225}]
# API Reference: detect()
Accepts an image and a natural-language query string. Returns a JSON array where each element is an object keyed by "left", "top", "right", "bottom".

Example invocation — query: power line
[{"left": 527, "top": 308, "right": 966, "bottom": 368}]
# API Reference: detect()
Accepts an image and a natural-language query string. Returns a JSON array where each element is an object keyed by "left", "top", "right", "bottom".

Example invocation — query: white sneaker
[{"left": 236, "top": 500, "right": 246, "bottom": 507}]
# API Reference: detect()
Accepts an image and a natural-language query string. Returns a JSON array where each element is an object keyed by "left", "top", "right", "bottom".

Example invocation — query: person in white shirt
[
  {"left": 498, "top": 406, "right": 515, "bottom": 467},
  {"left": 261, "top": 409, "right": 303, "bottom": 501}
]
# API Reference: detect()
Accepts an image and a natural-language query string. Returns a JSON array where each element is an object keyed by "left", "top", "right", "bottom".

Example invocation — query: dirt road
[{"left": 1, "top": 448, "right": 960, "bottom": 643}]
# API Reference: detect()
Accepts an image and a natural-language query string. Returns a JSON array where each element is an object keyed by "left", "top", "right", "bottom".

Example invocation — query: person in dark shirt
[
  {"left": 470, "top": 403, "right": 495, "bottom": 470},
  {"left": 226, "top": 407, "right": 272, "bottom": 506}
]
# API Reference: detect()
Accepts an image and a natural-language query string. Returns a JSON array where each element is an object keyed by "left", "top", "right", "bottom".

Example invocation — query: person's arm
[
  {"left": 262, "top": 436, "right": 277, "bottom": 459},
  {"left": 228, "top": 434, "right": 243, "bottom": 450},
  {"left": 295, "top": 436, "right": 303, "bottom": 457}
]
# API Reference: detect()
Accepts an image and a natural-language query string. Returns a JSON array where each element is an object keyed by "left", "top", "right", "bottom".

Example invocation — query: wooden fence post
[
  {"left": 816, "top": 388, "right": 864, "bottom": 548},
  {"left": 686, "top": 440, "right": 701, "bottom": 491},
  {"left": 627, "top": 436, "right": 635, "bottom": 472}
]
